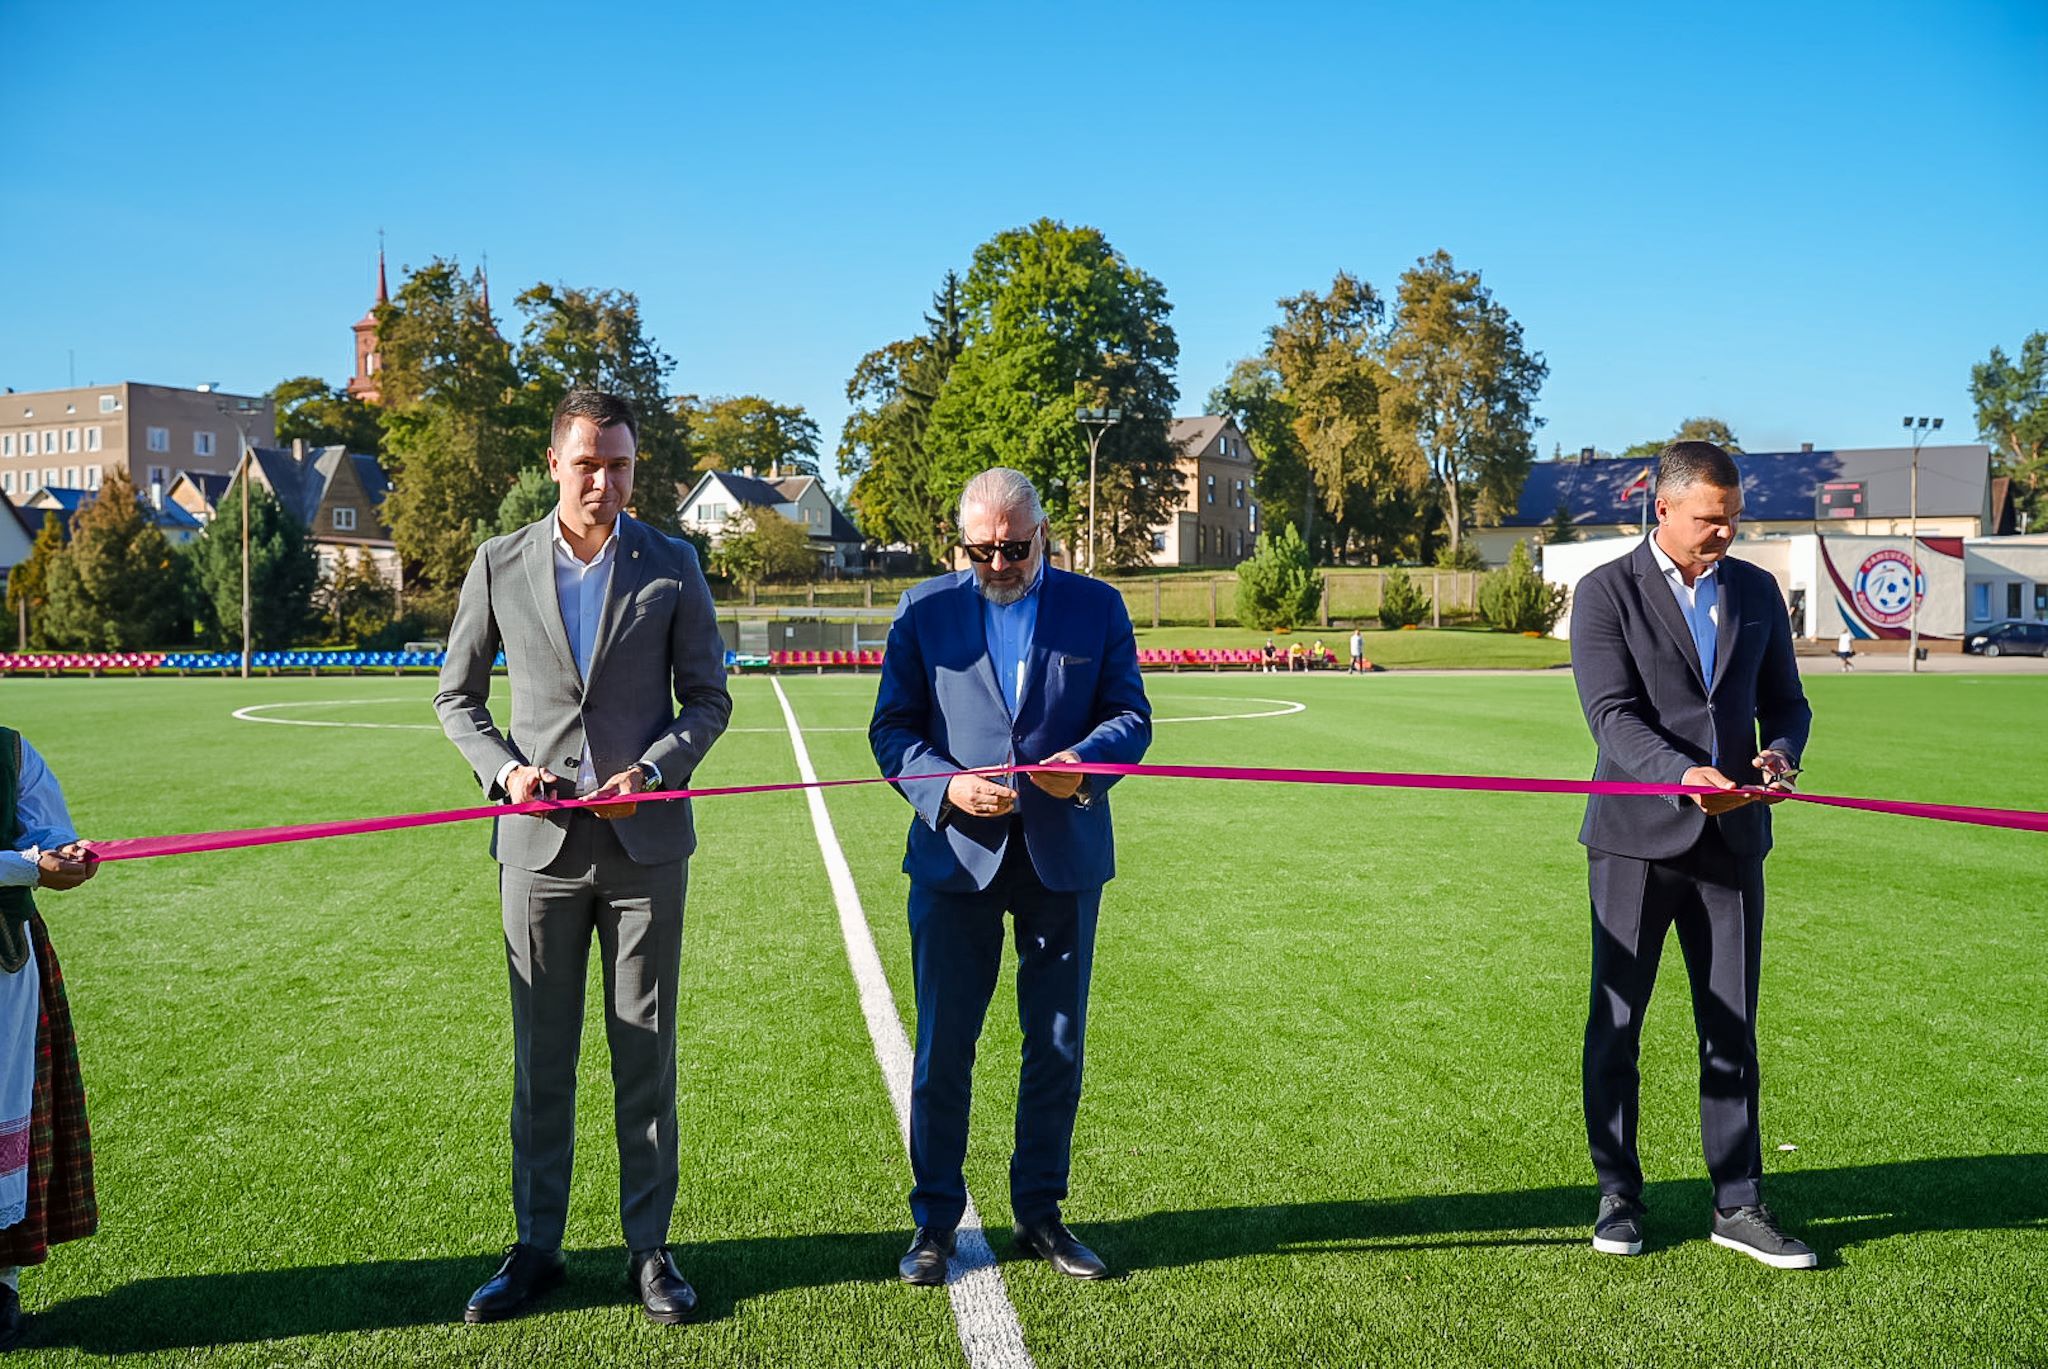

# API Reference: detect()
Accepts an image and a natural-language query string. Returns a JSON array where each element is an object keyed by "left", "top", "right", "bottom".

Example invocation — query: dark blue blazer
[
  {"left": 1570, "top": 539, "right": 1811, "bottom": 861},
  {"left": 869, "top": 566, "right": 1152, "bottom": 893}
]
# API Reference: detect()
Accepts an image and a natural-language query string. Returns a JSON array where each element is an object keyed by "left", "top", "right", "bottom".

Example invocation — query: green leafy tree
[
  {"left": 374, "top": 256, "right": 522, "bottom": 617},
  {"left": 708, "top": 507, "right": 815, "bottom": 587},
  {"left": 1233, "top": 523, "right": 1323, "bottom": 630},
  {"left": 1620, "top": 417, "right": 1743, "bottom": 462},
  {"left": 1381, "top": 250, "right": 1548, "bottom": 557},
  {"left": 318, "top": 546, "right": 398, "bottom": 644},
  {"left": 513, "top": 283, "right": 692, "bottom": 533},
  {"left": 1479, "top": 539, "right": 1568, "bottom": 633},
  {"left": 481, "top": 464, "right": 561, "bottom": 543},
  {"left": 270, "top": 375, "right": 384, "bottom": 454},
  {"left": 1971, "top": 331, "right": 2048, "bottom": 526},
  {"left": 4, "top": 512, "right": 64, "bottom": 648},
  {"left": 925, "top": 219, "right": 1181, "bottom": 568},
  {"left": 684, "top": 395, "right": 822, "bottom": 478},
  {"left": 840, "top": 273, "right": 965, "bottom": 560},
  {"left": 1209, "top": 356, "right": 1302, "bottom": 540},
  {"left": 41, "top": 471, "right": 183, "bottom": 649},
  {"left": 189, "top": 474, "right": 321, "bottom": 649},
  {"left": 1378, "top": 567, "right": 1432, "bottom": 628}
]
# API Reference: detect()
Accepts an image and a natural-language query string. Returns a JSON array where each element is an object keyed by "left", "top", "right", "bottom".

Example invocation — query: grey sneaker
[
  {"left": 1711, "top": 1204, "right": 1817, "bottom": 1269},
  {"left": 1592, "top": 1194, "right": 1645, "bottom": 1256}
]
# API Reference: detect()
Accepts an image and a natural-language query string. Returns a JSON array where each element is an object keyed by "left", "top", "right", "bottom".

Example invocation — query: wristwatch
[{"left": 633, "top": 761, "right": 662, "bottom": 791}]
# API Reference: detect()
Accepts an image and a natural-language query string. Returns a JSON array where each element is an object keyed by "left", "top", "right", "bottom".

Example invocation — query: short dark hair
[
  {"left": 1654, "top": 440, "right": 1741, "bottom": 496},
  {"left": 550, "top": 388, "right": 639, "bottom": 451}
]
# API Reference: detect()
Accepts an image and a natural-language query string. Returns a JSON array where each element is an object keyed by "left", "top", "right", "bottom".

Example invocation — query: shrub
[
  {"left": 1378, "top": 568, "right": 1432, "bottom": 628},
  {"left": 1233, "top": 524, "right": 1323, "bottom": 630},
  {"left": 1479, "top": 540, "right": 1568, "bottom": 634}
]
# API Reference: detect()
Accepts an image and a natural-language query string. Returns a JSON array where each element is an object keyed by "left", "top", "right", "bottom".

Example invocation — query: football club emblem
[{"left": 1852, "top": 549, "right": 1923, "bottom": 627}]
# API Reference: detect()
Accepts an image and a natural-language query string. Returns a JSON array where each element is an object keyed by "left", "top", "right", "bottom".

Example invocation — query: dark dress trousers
[
  {"left": 869, "top": 566, "right": 1151, "bottom": 1232},
  {"left": 1570, "top": 538, "right": 1811, "bottom": 1209}
]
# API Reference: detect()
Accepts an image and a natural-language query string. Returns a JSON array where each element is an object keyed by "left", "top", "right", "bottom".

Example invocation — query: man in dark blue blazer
[
  {"left": 870, "top": 467, "right": 1151, "bottom": 1286},
  {"left": 1570, "top": 441, "right": 1816, "bottom": 1269}
]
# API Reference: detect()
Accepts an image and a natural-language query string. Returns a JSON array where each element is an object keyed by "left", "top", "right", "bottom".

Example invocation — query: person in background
[
  {"left": 0, "top": 729, "right": 100, "bottom": 1353},
  {"left": 1835, "top": 629, "right": 1856, "bottom": 671},
  {"left": 1349, "top": 627, "right": 1365, "bottom": 674}
]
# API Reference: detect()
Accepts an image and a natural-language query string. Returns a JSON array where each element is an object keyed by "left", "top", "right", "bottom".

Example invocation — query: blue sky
[{"left": 2, "top": 0, "right": 2042, "bottom": 476}]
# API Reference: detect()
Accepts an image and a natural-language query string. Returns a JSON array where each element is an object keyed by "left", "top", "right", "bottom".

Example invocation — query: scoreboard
[{"left": 1816, "top": 481, "right": 1865, "bottom": 519}]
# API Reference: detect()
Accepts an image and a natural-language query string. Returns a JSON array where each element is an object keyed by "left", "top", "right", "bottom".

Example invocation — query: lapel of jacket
[
  {"left": 523, "top": 517, "right": 579, "bottom": 682},
  {"left": 1707, "top": 558, "right": 1740, "bottom": 696},
  {"left": 953, "top": 570, "right": 1009, "bottom": 715},
  {"left": 1631, "top": 537, "right": 1706, "bottom": 687},
  {"left": 582, "top": 516, "right": 650, "bottom": 697}
]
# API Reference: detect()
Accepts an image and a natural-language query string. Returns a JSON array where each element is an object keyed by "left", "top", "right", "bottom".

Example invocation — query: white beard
[{"left": 980, "top": 578, "right": 1031, "bottom": 606}]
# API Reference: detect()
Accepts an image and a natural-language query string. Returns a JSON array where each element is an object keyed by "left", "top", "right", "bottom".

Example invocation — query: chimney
[
  {"left": 293, "top": 437, "right": 307, "bottom": 463},
  {"left": 742, "top": 464, "right": 755, "bottom": 479},
  {"left": 768, "top": 459, "right": 779, "bottom": 480},
  {"left": 1800, "top": 442, "right": 1813, "bottom": 453},
  {"left": 1578, "top": 446, "right": 1594, "bottom": 465}
]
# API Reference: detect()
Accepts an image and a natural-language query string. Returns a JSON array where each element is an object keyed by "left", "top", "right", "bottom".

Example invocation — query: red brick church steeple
[{"left": 349, "top": 236, "right": 388, "bottom": 404}]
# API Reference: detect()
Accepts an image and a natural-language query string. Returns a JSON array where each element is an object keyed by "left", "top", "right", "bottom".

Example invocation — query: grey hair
[{"left": 958, "top": 467, "right": 1045, "bottom": 528}]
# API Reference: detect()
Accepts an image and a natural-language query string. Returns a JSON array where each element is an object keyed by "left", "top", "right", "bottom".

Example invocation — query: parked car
[{"left": 1963, "top": 620, "right": 2048, "bottom": 657}]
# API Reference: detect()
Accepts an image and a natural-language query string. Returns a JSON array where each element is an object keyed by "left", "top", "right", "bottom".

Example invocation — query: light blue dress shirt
[
  {"left": 1648, "top": 534, "right": 1721, "bottom": 764},
  {"left": 978, "top": 560, "right": 1043, "bottom": 720},
  {"left": 1, "top": 736, "right": 79, "bottom": 888}
]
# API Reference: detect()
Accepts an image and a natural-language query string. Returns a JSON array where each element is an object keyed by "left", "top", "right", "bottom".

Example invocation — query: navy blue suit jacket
[
  {"left": 1570, "top": 539, "right": 1811, "bottom": 861},
  {"left": 869, "top": 566, "right": 1152, "bottom": 893}
]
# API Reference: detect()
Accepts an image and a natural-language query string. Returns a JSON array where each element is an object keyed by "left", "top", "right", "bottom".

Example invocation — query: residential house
[
  {"left": 0, "top": 381, "right": 275, "bottom": 503},
  {"left": 168, "top": 439, "right": 398, "bottom": 583},
  {"left": 679, "top": 468, "right": 863, "bottom": 573},
  {"left": 1149, "top": 416, "right": 1258, "bottom": 567}
]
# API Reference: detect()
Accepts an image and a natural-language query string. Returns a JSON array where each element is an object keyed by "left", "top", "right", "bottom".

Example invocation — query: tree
[
  {"left": 840, "top": 273, "right": 965, "bottom": 561},
  {"left": 513, "top": 282, "right": 692, "bottom": 533},
  {"left": 1381, "top": 250, "right": 1547, "bottom": 557},
  {"left": 319, "top": 547, "right": 398, "bottom": 644},
  {"left": 5, "top": 512, "right": 64, "bottom": 648},
  {"left": 41, "top": 471, "right": 183, "bottom": 649},
  {"left": 925, "top": 219, "right": 1181, "bottom": 568},
  {"left": 1479, "top": 539, "right": 1568, "bottom": 633},
  {"left": 1971, "top": 332, "right": 2048, "bottom": 527},
  {"left": 1378, "top": 567, "right": 1432, "bottom": 629},
  {"left": 1620, "top": 416, "right": 1743, "bottom": 462},
  {"left": 188, "top": 474, "right": 321, "bottom": 649},
  {"left": 374, "top": 256, "right": 522, "bottom": 617},
  {"left": 707, "top": 507, "right": 815, "bottom": 587},
  {"left": 270, "top": 375, "right": 383, "bottom": 454},
  {"left": 1233, "top": 523, "right": 1323, "bottom": 630},
  {"left": 683, "top": 395, "right": 822, "bottom": 478},
  {"left": 1543, "top": 500, "right": 1581, "bottom": 543},
  {"left": 482, "top": 464, "right": 561, "bottom": 543}
]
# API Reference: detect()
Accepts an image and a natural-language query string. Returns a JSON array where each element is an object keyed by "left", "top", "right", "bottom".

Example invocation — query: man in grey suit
[
  {"left": 436, "top": 388, "right": 731, "bottom": 1324},
  {"left": 1570, "top": 440, "right": 1815, "bottom": 1270}
]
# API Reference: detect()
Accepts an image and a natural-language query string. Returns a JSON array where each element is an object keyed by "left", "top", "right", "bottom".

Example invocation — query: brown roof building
[{"left": 1147, "top": 416, "right": 1258, "bottom": 567}]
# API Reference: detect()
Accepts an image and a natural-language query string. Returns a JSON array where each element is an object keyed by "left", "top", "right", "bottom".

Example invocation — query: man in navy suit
[
  {"left": 870, "top": 466, "right": 1151, "bottom": 1286},
  {"left": 1570, "top": 441, "right": 1816, "bottom": 1269}
]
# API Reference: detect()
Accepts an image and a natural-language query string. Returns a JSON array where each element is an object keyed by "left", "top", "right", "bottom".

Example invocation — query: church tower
[{"left": 348, "top": 240, "right": 388, "bottom": 404}]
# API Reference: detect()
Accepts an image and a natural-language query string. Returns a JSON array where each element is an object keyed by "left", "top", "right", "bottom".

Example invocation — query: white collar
[
  {"left": 1647, "top": 531, "right": 1716, "bottom": 586},
  {"left": 553, "top": 513, "right": 623, "bottom": 566}
]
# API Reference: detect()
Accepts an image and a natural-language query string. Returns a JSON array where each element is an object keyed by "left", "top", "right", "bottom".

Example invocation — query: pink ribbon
[{"left": 78, "top": 762, "right": 2047, "bottom": 864}]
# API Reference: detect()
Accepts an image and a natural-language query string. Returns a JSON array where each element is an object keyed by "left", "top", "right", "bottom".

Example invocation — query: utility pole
[
  {"left": 1074, "top": 406, "right": 1122, "bottom": 575},
  {"left": 218, "top": 397, "right": 267, "bottom": 679},
  {"left": 1903, "top": 415, "right": 1943, "bottom": 674}
]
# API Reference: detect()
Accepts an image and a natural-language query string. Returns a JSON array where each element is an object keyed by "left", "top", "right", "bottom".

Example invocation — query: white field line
[
  {"left": 231, "top": 699, "right": 440, "bottom": 730},
  {"left": 768, "top": 677, "right": 1034, "bottom": 1369}
]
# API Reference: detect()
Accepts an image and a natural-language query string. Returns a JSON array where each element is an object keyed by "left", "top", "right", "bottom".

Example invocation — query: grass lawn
[
  {"left": 1132, "top": 624, "right": 1571, "bottom": 669},
  {"left": 4, "top": 670, "right": 2042, "bottom": 1366}
]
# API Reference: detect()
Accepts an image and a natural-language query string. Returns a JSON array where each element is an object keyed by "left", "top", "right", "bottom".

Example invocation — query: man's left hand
[
  {"left": 1026, "top": 751, "right": 1086, "bottom": 800},
  {"left": 1752, "top": 749, "right": 1797, "bottom": 805},
  {"left": 588, "top": 767, "right": 650, "bottom": 820}
]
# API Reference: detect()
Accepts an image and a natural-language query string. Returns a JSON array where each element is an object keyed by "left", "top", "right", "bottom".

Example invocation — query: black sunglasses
[{"left": 959, "top": 535, "right": 1037, "bottom": 564}]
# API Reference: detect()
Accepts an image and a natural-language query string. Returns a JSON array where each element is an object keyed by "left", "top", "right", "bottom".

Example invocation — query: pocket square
[{"left": 1060, "top": 654, "right": 1093, "bottom": 667}]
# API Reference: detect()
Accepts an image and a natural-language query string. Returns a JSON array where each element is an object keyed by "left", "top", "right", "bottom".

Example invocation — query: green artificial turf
[
  {"left": 2, "top": 670, "right": 2042, "bottom": 1367},
  {"left": 1130, "top": 626, "right": 1571, "bottom": 670}
]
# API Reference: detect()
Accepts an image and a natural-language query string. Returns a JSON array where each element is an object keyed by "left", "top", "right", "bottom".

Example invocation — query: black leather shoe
[
  {"left": 1012, "top": 1218, "right": 1109, "bottom": 1279},
  {"left": 463, "top": 1242, "right": 566, "bottom": 1324},
  {"left": 0, "top": 1284, "right": 23, "bottom": 1352},
  {"left": 898, "top": 1226, "right": 956, "bottom": 1285},
  {"left": 628, "top": 1246, "right": 698, "bottom": 1324}
]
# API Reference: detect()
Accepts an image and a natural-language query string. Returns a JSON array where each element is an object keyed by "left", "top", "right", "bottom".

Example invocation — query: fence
[{"left": 1100, "top": 570, "right": 1483, "bottom": 628}]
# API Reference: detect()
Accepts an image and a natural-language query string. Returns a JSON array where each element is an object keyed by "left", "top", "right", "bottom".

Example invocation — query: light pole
[
  {"left": 1074, "top": 406, "right": 1121, "bottom": 575},
  {"left": 218, "top": 397, "right": 265, "bottom": 679},
  {"left": 1902, "top": 415, "right": 1943, "bottom": 674}
]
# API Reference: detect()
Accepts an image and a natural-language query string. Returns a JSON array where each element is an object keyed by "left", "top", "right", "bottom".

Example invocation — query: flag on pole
[{"left": 1618, "top": 466, "right": 1651, "bottom": 503}]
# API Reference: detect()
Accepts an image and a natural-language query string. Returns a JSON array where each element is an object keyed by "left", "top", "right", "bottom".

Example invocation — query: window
[
  {"left": 1237, "top": 530, "right": 1246, "bottom": 557},
  {"left": 1205, "top": 474, "right": 1215, "bottom": 505},
  {"left": 42, "top": 431, "right": 56, "bottom": 455},
  {"left": 147, "top": 426, "right": 170, "bottom": 453},
  {"left": 99, "top": 395, "right": 118, "bottom": 414},
  {"left": 1249, "top": 505, "right": 1259, "bottom": 533},
  {"left": 700, "top": 501, "right": 727, "bottom": 522},
  {"left": 85, "top": 465, "right": 102, "bottom": 489},
  {"left": 22, "top": 432, "right": 36, "bottom": 457},
  {"left": 63, "top": 466, "right": 79, "bottom": 487},
  {"left": 0, "top": 434, "right": 11, "bottom": 457},
  {"left": 194, "top": 430, "right": 216, "bottom": 457},
  {"left": 1233, "top": 478, "right": 1244, "bottom": 508},
  {"left": 63, "top": 428, "right": 79, "bottom": 453},
  {"left": 2011, "top": 583, "right": 2025, "bottom": 619},
  {"left": 1, "top": 473, "right": 11, "bottom": 494},
  {"left": 1972, "top": 583, "right": 1991, "bottom": 621},
  {"left": 1151, "top": 532, "right": 1166, "bottom": 552},
  {"left": 43, "top": 468, "right": 58, "bottom": 489},
  {"left": 86, "top": 427, "right": 101, "bottom": 451},
  {"left": 332, "top": 507, "right": 357, "bottom": 531},
  {"left": 147, "top": 465, "right": 169, "bottom": 488}
]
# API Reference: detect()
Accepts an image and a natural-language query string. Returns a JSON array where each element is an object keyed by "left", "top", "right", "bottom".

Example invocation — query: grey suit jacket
[
  {"left": 435, "top": 513, "right": 732, "bottom": 872},
  {"left": 1570, "top": 538, "right": 1811, "bottom": 862}
]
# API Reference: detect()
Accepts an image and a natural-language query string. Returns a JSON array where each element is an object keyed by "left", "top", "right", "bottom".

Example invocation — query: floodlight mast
[
  {"left": 1902, "top": 415, "right": 1943, "bottom": 674},
  {"left": 1075, "top": 406, "right": 1123, "bottom": 575}
]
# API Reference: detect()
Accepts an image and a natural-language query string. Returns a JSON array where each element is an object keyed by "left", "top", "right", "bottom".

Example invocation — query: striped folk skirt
[{"left": 0, "top": 912, "right": 96, "bottom": 1265}]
